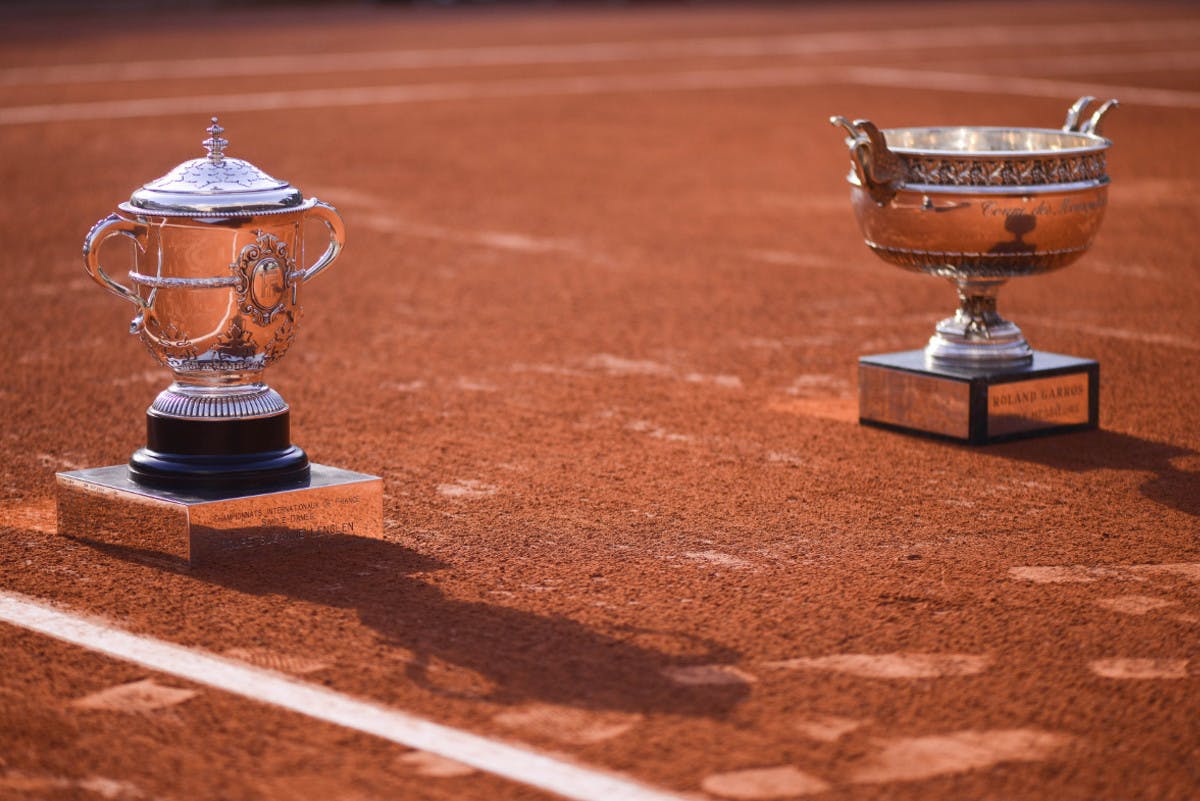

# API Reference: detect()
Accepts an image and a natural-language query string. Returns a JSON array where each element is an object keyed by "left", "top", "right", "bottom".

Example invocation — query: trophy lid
[{"left": 121, "top": 118, "right": 307, "bottom": 216}]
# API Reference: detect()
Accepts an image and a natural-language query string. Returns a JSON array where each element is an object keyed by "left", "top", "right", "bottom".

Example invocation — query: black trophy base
[
  {"left": 858, "top": 350, "right": 1098, "bottom": 445},
  {"left": 129, "top": 410, "right": 310, "bottom": 490}
]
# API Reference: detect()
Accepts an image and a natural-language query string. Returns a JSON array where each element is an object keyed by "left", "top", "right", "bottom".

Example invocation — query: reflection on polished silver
[
  {"left": 82, "top": 117, "right": 345, "bottom": 420},
  {"left": 121, "top": 116, "right": 306, "bottom": 216},
  {"left": 57, "top": 464, "right": 384, "bottom": 565},
  {"left": 832, "top": 97, "right": 1117, "bottom": 366}
]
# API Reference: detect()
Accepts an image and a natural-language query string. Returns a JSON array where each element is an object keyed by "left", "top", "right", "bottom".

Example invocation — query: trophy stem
[{"left": 926, "top": 279, "right": 1033, "bottom": 367}]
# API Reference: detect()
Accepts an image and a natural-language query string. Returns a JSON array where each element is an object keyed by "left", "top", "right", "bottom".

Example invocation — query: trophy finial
[{"left": 204, "top": 116, "right": 228, "bottom": 163}]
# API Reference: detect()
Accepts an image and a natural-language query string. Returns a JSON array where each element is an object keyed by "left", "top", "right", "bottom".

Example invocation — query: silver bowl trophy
[
  {"left": 57, "top": 119, "right": 382, "bottom": 564},
  {"left": 832, "top": 96, "right": 1117, "bottom": 444}
]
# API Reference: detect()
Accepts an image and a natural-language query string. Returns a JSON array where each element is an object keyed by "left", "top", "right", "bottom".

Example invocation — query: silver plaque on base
[
  {"left": 858, "top": 350, "right": 1097, "bottom": 444},
  {"left": 57, "top": 465, "right": 383, "bottom": 567}
]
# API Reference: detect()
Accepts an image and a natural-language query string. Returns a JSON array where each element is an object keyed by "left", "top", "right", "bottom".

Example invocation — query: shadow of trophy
[
  {"left": 71, "top": 531, "right": 752, "bottom": 718},
  {"left": 59, "top": 118, "right": 381, "bottom": 564},
  {"left": 831, "top": 96, "right": 1118, "bottom": 445},
  {"left": 993, "top": 429, "right": 1200, "bottom": 518}
]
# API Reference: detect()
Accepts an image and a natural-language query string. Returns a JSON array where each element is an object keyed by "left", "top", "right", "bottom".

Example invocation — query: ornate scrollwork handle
[
  {"left": 82, "top": 214, "right": 148, "bottom": 308},
  {"left": 1062, "top": 96, "right": 1119, "bottom": 136},
  {"left": 298, "top": 200, "right": 345, "bottom": 283},
  {"left": 830, "top": 116, "right": 903, "bottom": 204}
]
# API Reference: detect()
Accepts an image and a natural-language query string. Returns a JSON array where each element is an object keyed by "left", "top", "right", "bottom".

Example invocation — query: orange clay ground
[{"left": 0, "top": 3, "right": 1197, "bottom": 800}]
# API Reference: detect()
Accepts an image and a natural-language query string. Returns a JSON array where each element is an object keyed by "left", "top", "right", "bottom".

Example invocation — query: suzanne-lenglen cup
[
  {"left": 82, "top": 118, "right": 345, "bottom": 488},
  {"left": 831, "top": 96, "right": 1117, "bottom": 367}
]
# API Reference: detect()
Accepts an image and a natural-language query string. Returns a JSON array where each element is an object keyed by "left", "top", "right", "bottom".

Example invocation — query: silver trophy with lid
[
  {"left": 61, "top": 119, "right": 380, "bottom": 564},
  {"left": 82, "top": 118, "right": 344, "bottom": 487}
]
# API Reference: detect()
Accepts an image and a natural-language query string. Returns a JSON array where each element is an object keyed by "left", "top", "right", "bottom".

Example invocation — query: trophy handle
[
  {"left": 1062, "top": 96, "right": 1118, "bottom": 135},
  {"left": 82, "top": 214, "right": 147, "bottom": 308},
  {"left": 830, "top": 116, "right": 903, "bottom": 204},
  {"left": 299, "top": 200, "right": 345, "bottom": 283}
]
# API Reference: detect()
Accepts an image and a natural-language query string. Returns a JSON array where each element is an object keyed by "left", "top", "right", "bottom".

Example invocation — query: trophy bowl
[
  {"left": 82, "top": 118, "right": 345, "bottom": 487},
  {"left": 831, "top": 96, "right": 1117, "bottom": 366}
]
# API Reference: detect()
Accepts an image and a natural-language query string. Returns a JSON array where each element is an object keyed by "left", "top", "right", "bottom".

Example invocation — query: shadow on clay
[
  {"left": 991, "top": 429, "right": 1199, "bottom": 517},
  {"left": 73, "top": 532, "right": 750, "bottom": 719}
]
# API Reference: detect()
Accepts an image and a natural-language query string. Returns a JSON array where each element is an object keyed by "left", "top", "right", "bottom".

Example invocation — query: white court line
[
  {"left": 355, "top": 211, "right": 597, "bottom": 258},
  {"left": 3, "top": 18, "right": 1198, "bottom": 86},
  {"left": 4, "top": 58, "right": 1200, "bottom": 127},
  {"left": 841, "top": 66, "right": 1200, "bottom": 109},
  {"left": 0, "top": 591, "right": 689, "bottom": 801},
  {"left": 0, "top": 66, "right": 838, "bottom": 125},
  {"left": 956, "top": 49, "right": 1200, "bottom": 76}
]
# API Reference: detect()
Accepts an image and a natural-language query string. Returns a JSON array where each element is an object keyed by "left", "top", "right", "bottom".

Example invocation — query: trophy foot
[
  {"left": 128, "top": 408, "right": 310, "bottom": 490},
  {"left": 926, "top": 319, "right": 1033, "bottom": 366},
  {"left": 129, "top": 443, "right": 310, "bottom": 490},
  {"left": 150, "top": 382, "right": 288, "bottom": 419},
  {"left": 925, "top": 280, "right": 1034, "bottom": 367}
]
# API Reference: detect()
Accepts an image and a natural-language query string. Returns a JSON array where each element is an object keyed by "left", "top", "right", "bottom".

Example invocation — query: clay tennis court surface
[{"left": 1, "top": 2, "right": 1198, "bottom": 799}]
